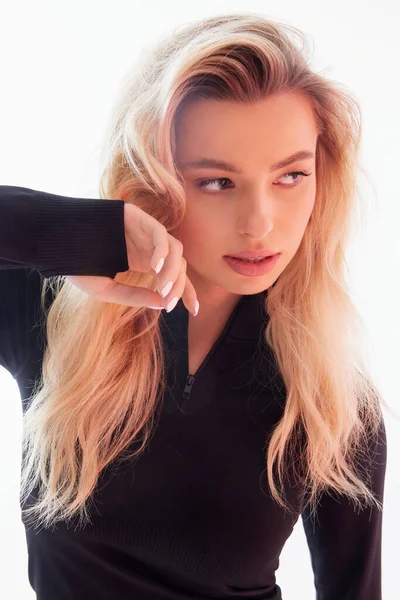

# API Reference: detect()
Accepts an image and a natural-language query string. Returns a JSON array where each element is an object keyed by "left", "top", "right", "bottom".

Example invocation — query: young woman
[{"left": 0, "top": 12, "right": 386, "bottom": 600}]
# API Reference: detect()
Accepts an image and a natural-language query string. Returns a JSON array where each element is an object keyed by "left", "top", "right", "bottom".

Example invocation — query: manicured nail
[
  {"left": 166, "top": 296, "right": 179, "bottom": 313},
  {"left": 147, "top": 306, "right": 164, "bottom": 310},
  {"left": 153, "top": 258, "right": 164, "bottom": 274},
  {"left": 192, "top": 300, "right": 200, "bottom": 317},
  {"left": 160, "top": 280, "right": 173, "bottom": 298}
]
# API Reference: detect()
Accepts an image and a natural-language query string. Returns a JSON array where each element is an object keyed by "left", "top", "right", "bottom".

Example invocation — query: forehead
[{"left": 174, "top": 92, "right": 318, "bottom": 165}]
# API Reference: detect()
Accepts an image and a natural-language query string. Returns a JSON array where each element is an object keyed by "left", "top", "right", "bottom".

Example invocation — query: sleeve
[
  {"left": 0, "top": 185, "right": 129, "bottom": 277},
  {"left": 0, "top": 266, "right": 47, "bottom": 377},
  {"left": 301, "top": 415, "right": 387, "bottom": 600},
  {"left": 0, "top": 185, "right": 129, "bottom": 377}
]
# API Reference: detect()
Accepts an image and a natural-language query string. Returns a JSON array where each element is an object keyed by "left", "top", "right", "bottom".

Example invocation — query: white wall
[{"left": 1, "top": 1, "right": 398, "bottom": 598}]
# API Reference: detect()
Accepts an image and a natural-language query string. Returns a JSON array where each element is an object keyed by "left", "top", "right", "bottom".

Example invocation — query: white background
[{"left": 0, "top": 1, "right": 399, "bottom": 598}]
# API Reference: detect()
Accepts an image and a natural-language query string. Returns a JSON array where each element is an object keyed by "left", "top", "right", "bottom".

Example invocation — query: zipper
[
  {"left": 180, "top": 296, "right": 244, "bottom": 411},
  {"left": 182, "top": 374, "right": 195, "bottom": 411},
  {"left": 181, "top": 349, "right": 209, "bottom": 409}
]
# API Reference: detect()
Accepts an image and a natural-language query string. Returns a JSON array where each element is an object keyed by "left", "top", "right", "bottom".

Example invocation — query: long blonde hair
[{"left": 20, "top": 12, "right": 385, "bottom": 530}]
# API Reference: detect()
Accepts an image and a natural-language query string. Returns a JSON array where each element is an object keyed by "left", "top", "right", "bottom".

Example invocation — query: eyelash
[{"left": 196, "top": 171, "right": 312, "bottom": 194}]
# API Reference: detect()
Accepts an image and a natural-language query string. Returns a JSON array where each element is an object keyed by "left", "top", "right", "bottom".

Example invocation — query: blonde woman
[{"left": 0, "top": 12, "right": 386, "bottom": 600}]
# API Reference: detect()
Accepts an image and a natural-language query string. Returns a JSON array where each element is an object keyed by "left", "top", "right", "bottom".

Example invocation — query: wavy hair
[{"left": 20, "top": 12, "right": 386, "bottom": 529}]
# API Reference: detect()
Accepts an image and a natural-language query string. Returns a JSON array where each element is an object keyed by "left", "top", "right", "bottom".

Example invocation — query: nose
[{"left": 237, "top": 191, "right": 275, "bottom": 239}]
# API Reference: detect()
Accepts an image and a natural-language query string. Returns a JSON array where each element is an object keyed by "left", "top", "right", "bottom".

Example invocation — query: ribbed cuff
[{"left": 31, "top": 189, "right": 129, "bottom": 278}]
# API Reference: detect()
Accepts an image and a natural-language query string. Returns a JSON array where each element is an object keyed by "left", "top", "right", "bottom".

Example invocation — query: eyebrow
[{"left": 181, "top": 150, "right": 315, "bottom": 173}]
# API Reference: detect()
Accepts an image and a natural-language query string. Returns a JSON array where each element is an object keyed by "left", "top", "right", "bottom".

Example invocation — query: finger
[
  {"left": 156, "top": 253, "right": 199, "bottom": 316},
  {"left": 155, "top": 236, "right": 183, "bottom": 298},
  {"left": 181, "top": 274, "right": 199, "bottom": 316},
  {"left": 101, "top": 283, "right": 165, "bottom": 308},
  {"left": 79, "top": 278, "right": 165, "bottom": 309},
  {"left": 160, "top": 258, "right": 187, "bottom": 312},
  {"left": 136, "top": 209, "right": 170, "bottom": 273}
]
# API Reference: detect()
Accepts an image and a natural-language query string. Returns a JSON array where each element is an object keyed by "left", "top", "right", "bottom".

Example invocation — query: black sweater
[{"left": 0, "top": 185, "right": 387, "bottom": 600}]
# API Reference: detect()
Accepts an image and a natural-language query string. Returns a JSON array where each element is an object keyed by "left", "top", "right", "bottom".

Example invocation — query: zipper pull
[{"left": 183, "top": 374, "right": 195, "bottom": 401}]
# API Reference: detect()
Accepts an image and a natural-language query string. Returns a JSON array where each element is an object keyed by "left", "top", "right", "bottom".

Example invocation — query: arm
[
  {"left": 0, "top": 185, "right": 128, "bottom": 276},
  {"left": 301, "top": 416, "right": 387, "bottom": 600},
  {"left": 0, "top": 185, "right": 129, "bottom": 377}
]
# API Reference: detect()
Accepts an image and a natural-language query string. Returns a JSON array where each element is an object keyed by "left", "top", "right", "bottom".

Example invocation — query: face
[{"left": 173, "top": 92, "right": 318, "bottom": 305}]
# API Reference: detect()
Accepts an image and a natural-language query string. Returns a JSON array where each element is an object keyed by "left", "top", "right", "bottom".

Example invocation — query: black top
[{"left": 0, "top": 185, "right": 387, "bottom": 600}]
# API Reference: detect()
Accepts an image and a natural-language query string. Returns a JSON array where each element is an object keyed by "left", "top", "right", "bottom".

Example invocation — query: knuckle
[{"left": 174, "top": 238, "right": 183, "bottom": 254}]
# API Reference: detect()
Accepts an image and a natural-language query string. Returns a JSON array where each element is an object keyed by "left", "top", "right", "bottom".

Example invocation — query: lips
[
  {"left": 224, "top": 253, "right": 280, "bottom": 276},
  {"left": 231, "top": 257, "right": 269, "bottom": 262},
  {"left": 226, "top": 250, "right": 279, "bottom": 260}
]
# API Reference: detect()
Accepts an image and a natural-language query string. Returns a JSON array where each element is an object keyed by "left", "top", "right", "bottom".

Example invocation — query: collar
[
  {"left": 158, "top": 289, "right": 286, "bottom": 416},
  {"left": 160, "top": 290, "right": 270, "bottom": 353}
]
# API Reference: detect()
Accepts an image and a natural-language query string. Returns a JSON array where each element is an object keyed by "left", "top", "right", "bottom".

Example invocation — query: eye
[
  {"left": 196, "top": 171, "right": 312, "bottom": 195},
  {"left": 276, "top": 171, "right": 312, "bottom": 187},
  {"left": 197, "top": 178, "right": 233, "bottom": 193}
]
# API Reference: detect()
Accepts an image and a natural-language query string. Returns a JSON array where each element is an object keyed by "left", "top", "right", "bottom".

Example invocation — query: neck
[{"left": 186, "top": 267, "right": 242, "bottom": 322}]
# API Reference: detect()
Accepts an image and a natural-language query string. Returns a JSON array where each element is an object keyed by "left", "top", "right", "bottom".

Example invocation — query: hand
[{"left": 66, "top": 202, "right": 199, "bottom": 316}]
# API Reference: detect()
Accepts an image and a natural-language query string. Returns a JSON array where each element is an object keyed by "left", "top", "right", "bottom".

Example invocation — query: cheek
[
  {"left": 289, "top": 207, "right": 313, "bottom": 234},
  {"left": 176, "top": 213, "right": 213, "bottom": 259},
  {"left": 286, "top": 192, "right": 316, "bottom": 235}
]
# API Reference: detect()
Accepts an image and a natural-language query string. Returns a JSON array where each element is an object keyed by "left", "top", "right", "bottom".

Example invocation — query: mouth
[
  {"left": 224, "top": 253, "right": 279, "bottom": 263},
  {"left": 223, "top": 253, "right": 281, "bottom": 277}
]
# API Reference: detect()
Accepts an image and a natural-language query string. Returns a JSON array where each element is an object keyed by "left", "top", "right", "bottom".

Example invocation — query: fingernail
[
  {"left": 192, "top": 300, "right": 200, "bottom": 317},
  {"left": 166, "top": 296, "right": 179, "bottom": 313},
  {"left": 153, "top": 258, "right": 164, "bottom": 274},
  {"left": 147, "top": 306, "right": 164, "bottom": 310},
  {"left": 160, "top": 280, "right": 173, "bottom": 298}
]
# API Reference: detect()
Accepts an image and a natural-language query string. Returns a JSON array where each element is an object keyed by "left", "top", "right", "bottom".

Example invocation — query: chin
[{"left": 218, "top": 275, "right": 276, "bottom": 296}]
